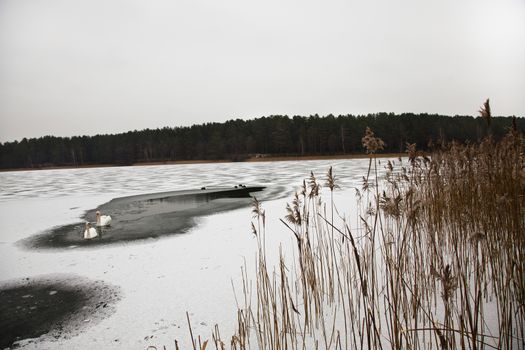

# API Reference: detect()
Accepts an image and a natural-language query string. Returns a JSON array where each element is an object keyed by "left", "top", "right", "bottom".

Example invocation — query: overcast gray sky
[{"left": 0, "top": 0, "right": 524, "bottom": 142}]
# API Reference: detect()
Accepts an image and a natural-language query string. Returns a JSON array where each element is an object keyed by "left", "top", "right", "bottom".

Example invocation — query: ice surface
[{"left": 0, "top": 159, "right": 392, "bottom": 349}]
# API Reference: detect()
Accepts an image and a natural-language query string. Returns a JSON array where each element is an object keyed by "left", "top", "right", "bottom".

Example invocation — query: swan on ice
[
  {"left": 84, "top": 222, "right": 98, "bottom": 239},
  {"left": 96, "top": 211, "right": 112, "bottom": 227}
]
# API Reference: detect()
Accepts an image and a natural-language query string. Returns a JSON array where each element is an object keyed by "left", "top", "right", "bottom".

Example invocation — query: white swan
[
  {"left": 84, "top": 222, "right": 98, "bottom": 239},
  {"left": 96, "top": 211, "right": 112, "bottom": 227}
]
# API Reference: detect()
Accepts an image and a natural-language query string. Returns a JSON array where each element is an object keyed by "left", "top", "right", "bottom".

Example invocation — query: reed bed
[
  {"left": 206, "top": 123, "right": 524, "bottom": 350},
  {"left": 163, "top": 113, "right": 524, "bottom": 350}
]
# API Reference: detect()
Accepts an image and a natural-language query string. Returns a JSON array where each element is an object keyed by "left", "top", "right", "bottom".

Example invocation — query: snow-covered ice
[{"left": 0, "top": 159, "right": 380, "bottom": 349}]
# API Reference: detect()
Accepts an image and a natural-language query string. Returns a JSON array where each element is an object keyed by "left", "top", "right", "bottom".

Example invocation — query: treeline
[{"left": 0, "top": 113, "right": 523, "bottom": 169}]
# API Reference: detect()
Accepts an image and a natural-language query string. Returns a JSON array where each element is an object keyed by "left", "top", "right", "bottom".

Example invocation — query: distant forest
[{"left": 1, "top": 113, "right": 523, "bottom": 169}]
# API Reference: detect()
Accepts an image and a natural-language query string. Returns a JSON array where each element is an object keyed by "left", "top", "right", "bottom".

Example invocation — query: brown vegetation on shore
[
  {"left": 162, "top": 115, "right": 525, "bottom": 350},
  {"left": 142, "top": 102, "right": 525, "bottom": 350},
  {"left": 212, "top": 126, "right": 523, "bottom": 349}
]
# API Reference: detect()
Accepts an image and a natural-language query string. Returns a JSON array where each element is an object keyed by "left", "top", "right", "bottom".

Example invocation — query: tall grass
[
  {"left": 162, "top": 111, "right": 524, "bottom": 349},
  {"left": 217, "top": 124, "right": 524, "bottom": 349}
]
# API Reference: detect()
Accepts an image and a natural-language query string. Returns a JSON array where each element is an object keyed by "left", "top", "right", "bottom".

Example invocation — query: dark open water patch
[
  {"left": 0, "top": 274, "right": 120, "bottom": 349},
  {"left": 19, "top": 186, "right": 266, "bottom": 250}
]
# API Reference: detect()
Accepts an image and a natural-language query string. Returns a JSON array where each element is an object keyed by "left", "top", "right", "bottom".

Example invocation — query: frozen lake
[{"left": 0, "top": 158, "right": 385, "bottom": 349}]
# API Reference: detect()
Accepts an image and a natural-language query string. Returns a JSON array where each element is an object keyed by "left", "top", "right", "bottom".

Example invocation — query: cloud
[{"left": 1, "top": 0, "right": 524, "bottom": 142}]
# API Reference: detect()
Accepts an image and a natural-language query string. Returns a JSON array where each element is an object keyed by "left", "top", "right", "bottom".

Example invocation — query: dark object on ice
[
  {"left": 200, "top": 187, "right": 206, "bottom": 190},
  {"left": 21, "top": 186, "right": 265, "bottom": 250},
  {"left": 0, "top": 274, "right": 120, "bottom": 348}
]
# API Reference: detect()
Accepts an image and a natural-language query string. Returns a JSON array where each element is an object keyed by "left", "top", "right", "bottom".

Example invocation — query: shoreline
[{"left": 0, "top": 153, "right": 405, "bottom": 173}]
